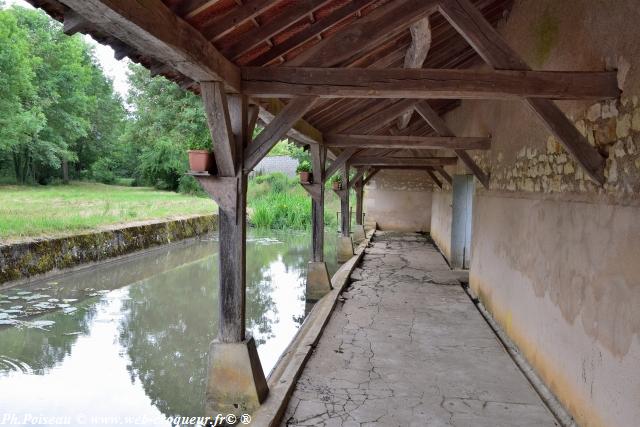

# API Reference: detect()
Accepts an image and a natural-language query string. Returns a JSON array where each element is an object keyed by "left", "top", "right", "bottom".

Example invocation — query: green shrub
[
  {"left": 91, "top": 158, "right": 118, "bottom": 184},
  {"left": 296, "top": 160, "right": 311, "bottom": 173}
]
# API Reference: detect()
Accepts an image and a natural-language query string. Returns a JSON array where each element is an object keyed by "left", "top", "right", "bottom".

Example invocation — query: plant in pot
[
  {"left": 330, "top": 174, "right": 342, "bottom": 191},
  {"left": 187, "top": 140, "right": 213, "bottom": 173},
  {"left": 297, "top": 160, "right": 312, "bottom": 184}
]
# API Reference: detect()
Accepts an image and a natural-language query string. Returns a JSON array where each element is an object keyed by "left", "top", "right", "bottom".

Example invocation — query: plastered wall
[
  {"left": 363, "top": 170, "right": 433, "bottom": 232},
  {"left": 428, "top": 1, "right": 640, "bottom": 426}
]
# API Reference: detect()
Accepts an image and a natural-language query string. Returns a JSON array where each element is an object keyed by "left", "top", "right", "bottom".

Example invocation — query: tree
[
  {"left": 0, "top": 6, "right": 125, "bottom": 184},
  {"left": 120, "top": 64, "right": 210, "bottom": 191}
]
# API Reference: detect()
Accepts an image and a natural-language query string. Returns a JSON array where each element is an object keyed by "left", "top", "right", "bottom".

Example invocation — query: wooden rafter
[
  {"left": 221, "top": 0, "right": 335, "bottom": 60},
  {"left": 200, "top": 0, "right": 273, "bottom": 42},
  {"left": 325, "top": 134, "right": 491, "bottom": 150},
  {"left": 415, "top": 101, "right": 490, "bottom": 189},
  {"left": 437, "top": 0, "right": 610, "bottom": 184},
  {"left": 426, "top": 169, "right": 443, "bottom": 188},
  {"left": 347, "top": 99, "right": 419, "bottom": 134},
  {"left": 286, "top": 0, "right": 439, "bottom": 67},
  {"left": 244, "top": 97, "right": 318, "bottom": 171},
  {"left": 398, "top": 17, "right": 432, "bottom": 129},
  {"left": 241, "top": 67, "right": 618, "bottom": 100},
  {"left": 56, "top": 0, "right": 240, "bottom": 90},
  {"left": 434, "top": 165, "right": 453, "bottom": 185},
  {"left": 324, "top": 148, "right": 359, "bottom": 182},
  {"left": 350, "top": 156, "right": 458, "bottom": 167},
  {"left": 247, "top": 0, "right": 375, "bottom": 66},
  {"left": 362, "top": 169, "right": 380, "bottom": 186}
]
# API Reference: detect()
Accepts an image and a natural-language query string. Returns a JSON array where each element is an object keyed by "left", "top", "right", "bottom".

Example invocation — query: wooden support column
[
  {"left": 305, "top": 144, "right": 333, "bottom": 301},
  {"left": 198, "top": 89, "right": 268, "bottom": 415},
  {"left": 310, "top": 144, "right": 326, "bottom": 263},
  {"left": 336, "top": 163, "right": 354, "bottom": 262}
]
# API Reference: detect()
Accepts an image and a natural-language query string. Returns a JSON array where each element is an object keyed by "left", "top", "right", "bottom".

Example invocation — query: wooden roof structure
[{"left": 27, "top": 0, "right": 619, "bottom": 186}]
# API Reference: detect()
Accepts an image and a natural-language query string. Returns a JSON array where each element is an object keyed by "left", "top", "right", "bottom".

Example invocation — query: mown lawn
[{"left": 0, "top": 182, "right": 216, "bottom": 242}]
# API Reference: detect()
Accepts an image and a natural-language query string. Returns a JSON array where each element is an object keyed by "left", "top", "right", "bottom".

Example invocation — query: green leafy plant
[
  {"left": 330, "top": 174, "right": 342, "bottom": 184},
  {"left": 188, "top": 139, "right": 211, "bottom": 151},
  {"left": 296, "top": 160, "right": 311, "bottom": 174}
]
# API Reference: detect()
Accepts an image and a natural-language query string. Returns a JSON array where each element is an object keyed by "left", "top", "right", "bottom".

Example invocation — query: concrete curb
[{"left": 251, "top": 226, "right": 376, "bottom": 427}]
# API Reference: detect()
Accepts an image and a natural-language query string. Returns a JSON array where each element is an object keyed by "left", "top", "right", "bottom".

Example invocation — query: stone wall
[
  {"left": 427, "top": 1, "right": 640, "bottom": 426},
  {"left": 363, "top": 170, "right": 434, "bottom": 232},
  {"left": 0, "top": 215, "right": 217, "bottom": 285}
]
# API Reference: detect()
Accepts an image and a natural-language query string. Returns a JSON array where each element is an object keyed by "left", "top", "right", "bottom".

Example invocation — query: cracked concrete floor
[{"left": 281, "top": 232, "right": 558, "bottom": 427}]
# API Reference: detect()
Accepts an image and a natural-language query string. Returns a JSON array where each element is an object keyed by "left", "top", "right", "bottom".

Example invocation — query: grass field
[{"left": 0, "top": 182, "right": 216, "bottom": 242}]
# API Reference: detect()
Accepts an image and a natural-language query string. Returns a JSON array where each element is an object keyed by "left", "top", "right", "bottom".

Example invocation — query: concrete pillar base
[
  {"left": 306, "top": 261, "right": 333, "bottom": 301},
  {"left": 205, "top": 337, "right": 268, "bottom": 416},
  {"left": 337, "top": 236, "right": 354, "bottom": 263},
  {"left": 353, "top": 225, "right": 366, "bottom": 243}
]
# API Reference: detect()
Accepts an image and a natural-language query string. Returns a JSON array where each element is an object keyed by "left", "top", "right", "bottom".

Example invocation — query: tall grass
[{"left": 247, "top": 172, "right": 344, "bottom": 230}]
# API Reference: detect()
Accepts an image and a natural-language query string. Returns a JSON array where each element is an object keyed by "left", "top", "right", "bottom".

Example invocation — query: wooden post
[
  {"left": 340, "top": 163, "right": 350, "bottom": 237},
  {"left": 310, "top": 144, "right": 325, "bottom": 262},
  {"left": 199, "top": 90, "right": 268, "bottom": 415},
  {"left": 355, "top": 182, "right": 364, "bottom": 226},
  {"left": 337, "top": 163, "right": 354, "bottom": 262},
  {"left": 305, "top": 144, "right": 332, "bottom": 301}
]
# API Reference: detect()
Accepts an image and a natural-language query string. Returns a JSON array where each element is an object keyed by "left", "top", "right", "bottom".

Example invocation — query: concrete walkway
[{"left": 281, "top": 232, "right": 557, "bottom": 426}]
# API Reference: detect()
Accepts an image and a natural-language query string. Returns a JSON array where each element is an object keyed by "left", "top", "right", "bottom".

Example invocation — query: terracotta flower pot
[
  {"left": 188, "top": 150, "right": 212, "bottom": 173},
  {"left": 299, "top": 171, "right": 312, "bottom": 183},
  {"left": 332, "top": 181, "right": 341, "bottom": 191}
]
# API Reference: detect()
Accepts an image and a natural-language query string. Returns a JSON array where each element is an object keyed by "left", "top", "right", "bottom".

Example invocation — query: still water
[{"left": 0, "top": 230, "right": 337, "bottom": 425}]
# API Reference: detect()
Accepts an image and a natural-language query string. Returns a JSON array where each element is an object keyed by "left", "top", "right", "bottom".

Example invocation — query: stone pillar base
[
  {"left": 205, "top": 337, "right": 268, "bottom": 416},
  {"left": 353, "top": 225, "right": 366, "bottom": 243},
  {"left": 337, "top": 236, "right": 354, "bottom": 263},
  {"left": 306, "top": 261, "right": 333, "bottom": 301}
]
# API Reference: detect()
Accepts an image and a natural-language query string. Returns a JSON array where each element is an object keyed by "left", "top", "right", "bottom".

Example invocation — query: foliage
[
  {"left": 330, "top": 174, "right": 342, "bottom": 184},
  {"left": 0, "top": 6, "right": 125, "bottom": 184},
  {"left": 119, "top": 64, "right": 210, "bottom": 191},
  {"left": 247, "top": 172, "right": 346, "bottom": 230},
  {"left": 296, "top": 160, "right": 311, "bottom": 173}
]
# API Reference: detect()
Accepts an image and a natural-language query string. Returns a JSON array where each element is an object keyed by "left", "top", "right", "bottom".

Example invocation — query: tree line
[{"left": 1, "top": 6, "right": 308, "bottom": 192}]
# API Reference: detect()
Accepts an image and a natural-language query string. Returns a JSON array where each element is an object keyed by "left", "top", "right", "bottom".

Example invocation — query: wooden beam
[
  {"left": 415, "top": 101, "right": 490, "bottom": 189},
  {"left": 201, "top": 82, "right": 236, "bottom": 176},
  {"left": 438, "top": 0, "right": 608, "bottom": 184},
  {"left": 245, "top": 97, "right": 318, "bottom": 171},
  {"left": 200, "top": 0, "right": 273, "bottom": 42},
  {"left": 398, "top": 17, "right": 431, "bottom": 129},
  {"left": 257, "top": 105, "right": 319, "bottom": 146},
  {"left": 426, "top": 169, "right": 443, "bottom": 189},
  {"left": 350, "top": 157, "right": 458, "bottom": 167},
  {"left": 362, "top": 169, "right": 380, "bottom": 186},
  {"left": 241, "top": 67, "right": 619, "bottom": 100},
  {"left": 286, "top": 0, "right": 439, "bottom": 67},
  {"left": 309, "top": 144, "right": 326, "bottom": 262},
  {"left": 434, "top": 165, "right": 453, "bottom": 185},
  {"left": 324, "top": 148, "right": 358, "bottom": 182},
  {"left": 348, "top": 168, "right": 368, "bottom": 190},
  {"left": 347, "top": 99, "right": 419, "bottom": 134},
  {"left": 325, "top": 134, "right": 491, "bottom": 150},
  {"left": 247, "top": 0, "right": 374, "bottom": 66},
  {"left": 222, "top": 0, "right": 334, "bottom": 60},
  {"left": 57, "top": 0, "right": 240, "bottom": 90}
]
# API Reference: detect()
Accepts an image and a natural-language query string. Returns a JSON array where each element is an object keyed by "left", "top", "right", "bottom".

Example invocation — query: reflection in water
[{"left": 0, "top": 230, "right": 337, "bottom": 425}]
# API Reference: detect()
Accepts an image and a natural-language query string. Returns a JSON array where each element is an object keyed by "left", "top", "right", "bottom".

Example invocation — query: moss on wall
[
  {"left": 532, "top": 8, "right": 559, "bottom": 67},
  {"left": 0, "top": 215, "right": 218, "bottom": 285}
]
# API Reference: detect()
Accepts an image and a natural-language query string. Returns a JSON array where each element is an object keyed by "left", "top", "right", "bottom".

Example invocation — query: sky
[{"left": 4, "top": 0, "right": 132, "bottom": 99}]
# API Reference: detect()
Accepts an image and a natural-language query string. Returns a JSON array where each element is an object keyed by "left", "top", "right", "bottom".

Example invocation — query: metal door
[{"left": 451, "top": 175, "right": 474, "bottom": 269}]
